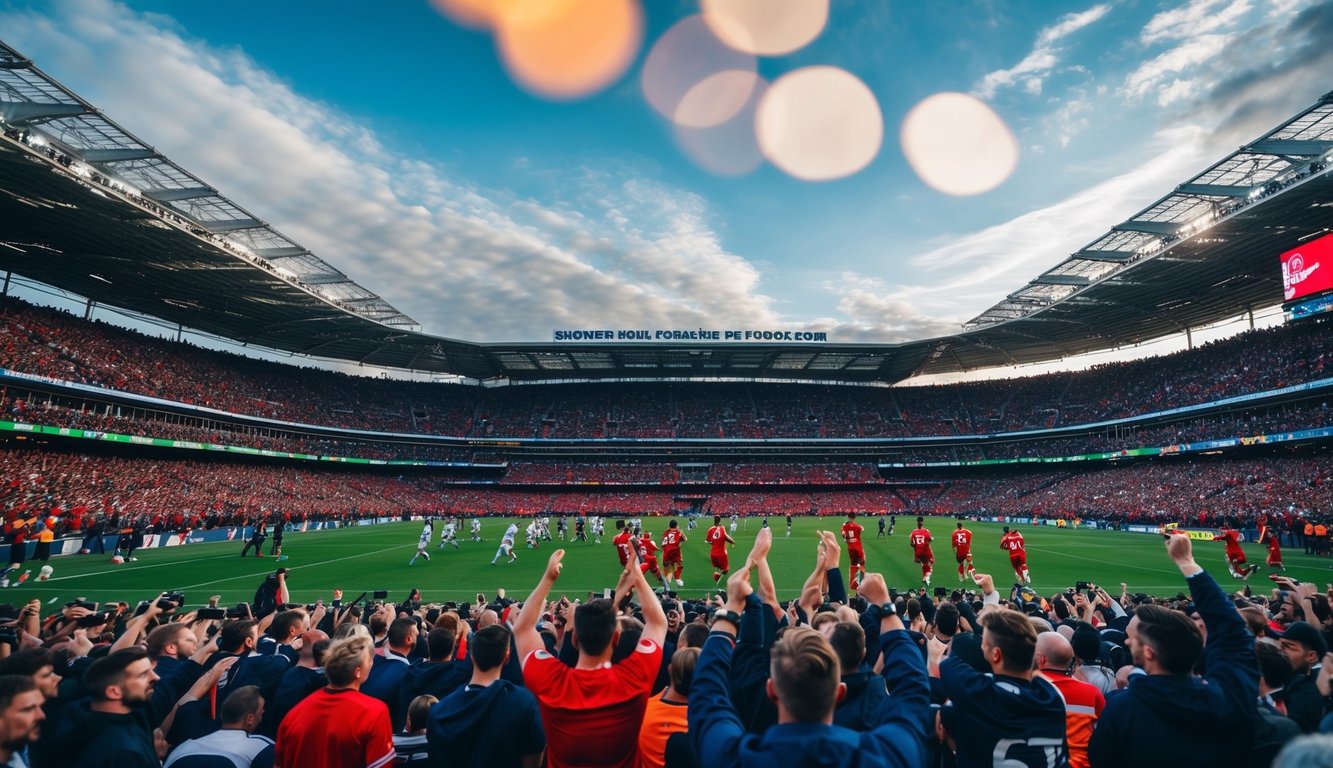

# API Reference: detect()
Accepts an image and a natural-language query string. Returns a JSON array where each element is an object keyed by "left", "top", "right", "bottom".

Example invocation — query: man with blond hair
[{"left": 275, "top": 625, "right": 394, "bottom": 768}]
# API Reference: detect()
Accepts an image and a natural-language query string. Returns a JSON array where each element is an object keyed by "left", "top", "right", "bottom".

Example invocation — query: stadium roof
[{"left": 0, "top": 39, "right": 1331, "bottom": 385}]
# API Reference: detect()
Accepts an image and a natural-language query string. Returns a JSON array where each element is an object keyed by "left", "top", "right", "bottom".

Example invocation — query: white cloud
[
  {"left": 1122, "top": 34, "right": 1230, "bottom": 104},
  {"left": 974, "top": 4, "right": 1111, "bottom": 98},
  {"left": 1140, "top": 0, "right": 1252, "bottom": 44}
]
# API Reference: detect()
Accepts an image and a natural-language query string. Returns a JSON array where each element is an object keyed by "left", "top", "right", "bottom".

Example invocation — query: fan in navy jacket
[
  {"left": 938, "top": 607, "right": 1069, "bottom": 768},
  {"left": 1088, "top": 533, "right": 1258, "bottom": 767},
  {"left": 689, "top": 528, "right": 931, "bottom": 768}
]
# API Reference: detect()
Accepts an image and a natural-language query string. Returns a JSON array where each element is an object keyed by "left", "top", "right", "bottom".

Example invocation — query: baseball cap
[{"left": 1273, "top": 621, "right": 1328, "bottom": 654}]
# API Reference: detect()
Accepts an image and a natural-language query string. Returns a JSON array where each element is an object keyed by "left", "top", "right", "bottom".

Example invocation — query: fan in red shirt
[
  {"left": 999, "top": 526, "right": 1031, "bottom": 585},
  {"left": 1258, "top": 521, "right": 1285, "bottom": 572},
  {"left": 909, "top": 517, "right": 934, "bottom": 586},
  {"left": 613, "top": 520, "right": 635, "bottom": 567},
  {"left": 841, "top": 513, "right": 866, "bottom": 590},
  {"left": 515, "top": 547, "right": 667, "bottom": 768},
  {"left": 1212, "top": 522, "right": 1258, "bottom": 580},
  {"left": 705, "top": 516, "right": 736, "bottom": 585},
  {"left": 951, "top": 522, "right": 975, "bottom": 581},
  {"left": 660, "top": 519, "right": 687, "bottom": 587}
]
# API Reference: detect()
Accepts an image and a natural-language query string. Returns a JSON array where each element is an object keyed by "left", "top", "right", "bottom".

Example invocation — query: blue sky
[{"left": 2, "top": 0, "right": 1330, "bottom": 346}]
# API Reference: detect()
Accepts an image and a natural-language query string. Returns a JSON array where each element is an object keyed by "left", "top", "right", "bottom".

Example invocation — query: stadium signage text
[{"left": 552, "top": 328, "right": 828, "bottom": 342}]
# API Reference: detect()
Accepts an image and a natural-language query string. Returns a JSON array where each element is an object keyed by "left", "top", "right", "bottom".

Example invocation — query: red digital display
[{"left": 1282, "top": 234, "right": 1333, "bottom": 302}]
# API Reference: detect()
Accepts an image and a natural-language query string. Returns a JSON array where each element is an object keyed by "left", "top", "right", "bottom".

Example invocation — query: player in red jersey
[
  {"left": 951, "top": 521, "right": 975, "bottom": 581},
  {"left": 612, "top": 520, "right": 635, "bottom": 567},
  {"left": 636, "top": 530, "right": 669, "bottom": 590},
  {"left": 999, "top": 526, "right": 1030, "bottom": 584},
  {"left": 909, "top": 516, "right": 934, "bottom": 586},
  {"left": 660, "top": 519, "right": 688, "bottom": 587},
  {"left": 1212, "top": 522, "right": 1258, "bottom": 579},
  {"left": 841, "top": 513, "right": 867, "bottom": 590},
  {"left": 705, "top": 515, "right": 736, "bottom": 586},
  {"left": 1257, "top": 520, "right": 1286, "bottom": 572}
]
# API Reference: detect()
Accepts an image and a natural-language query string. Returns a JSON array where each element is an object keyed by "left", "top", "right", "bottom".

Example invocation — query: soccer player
[
  {"left": 557, "top": 515, "right": 568, "bottom": 541},
  {"left": 470, "top": 517, "right": 482, "bottom": 542},
  {"left": 574, "top": 516, "right": 586, "bottom": 543},
  {"left": 637, "top": 531, "right": 669, "bottom": 590},
  {"left": 661, "top": 519, "right": 687, "bottom": 586},
  {"left": 999, "top": 525, "right": 1031, "bottom": 584},
  {"left": 951, "top": 521, "right": 975, "bottom": 581},
  {"left": 1258, "top": 519, "right": 1285, "bottom": 572},
  {"left": 592, "top": 516, "right": 604, "bottom": 544},
  {"left": 490, "top": 523, "right": 518, "bottom": 565},
  {"left": 909, "top": 517, "right": 934, "bottom": 586},
  {"left": 613, "top": 520, "right": 636, "bottom": 567},
  {"left": 438, "top": 518, "right": 459, "bottom": 550},
  {"left": 842, "top": 513, "right": 867, "bottom": 590},
  {"left": 877, "top": 516, "right": 886, "bottom": 538},
  {"left": 706, "top": 516, "right": 737, "bottom": 586},
  {"left": 888, "top": 514, "right": 897, "bottom": 536},
  {"left": 1212, "top": 522, "right": 1258, "bottom": 580},
  {"left": 785, "top": 514, "right": 793, "bottom": 538},
  {"left": 728, "top": 514, "right": 739, "bottom": 534},
  {"left": 409, "top": 520, "right": 433, "bottom": 565}
]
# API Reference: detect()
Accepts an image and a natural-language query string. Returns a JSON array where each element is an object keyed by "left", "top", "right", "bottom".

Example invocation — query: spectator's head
[
  {"left": 714, "top": 516, "right": 722, "bottom": 525},
  {"left": 1127, "top": 604, "right": 1202, "bottom": 676},
  {"left": 668, "top": 646, "right": 700, "bottom": 697},
  {"left": 219, "top": 685, "right": 264, "bottom": 733},
  {"left": 847, "top": 512, "right": 856, "bottom": 521},
  {"left": 218, "top": 619, "right": 259, "bottom": 655},
  {"left": 83, "top": 648, "right": 158, "bottom": 708},
  {"left": 917, "top": 517, "right": 924, "bottom": 526},
  {"left": 669, "top": 519, "right": 678, "bottom": 529},
  {"left": 957, "top": 522, "right": 964, "bottom": 530},
  {"left": 0, "top": 648, "right": 58, "bottom": 700},
  {"left": 405, "top": 694, "right": 437, "bottom": 734},
  {"left": 980, "top": 609, "right": 1038, "bottom": 676},
  {"left": 477, "top": 609, "right": 499, "bottom": 629},
  {"left": 572, "top": 598, "right": 618, "bottom": 658},
  {"left": 1255, "top": 639, "right": 1293, "bottom": 695},
  {"left": 767, "top": 627, "right": 841, "bottom": 724},
  {"left": 427, "top": 627, "right": 457, "bottom": 662},
  {"left": 1003, "top": 526, "right": 1011, "bottom": 534},
  {"left": 470, "top": 624, "right": 512, "bottom": 672},
  {"left": 678, "top": 622, "right": 709, "bottom": 650},
  {"left": 145, "top": 624, "right": 196, "bottom": 662},
  {"left": 267, "top": 609, "right": 308, "bottom": 643},
  {"left": 825, "top": 621, "right": 866, "bottom": 675},
  {"left": 0, "top": 675, "right": 43, "bottom": 755},
  {"left": 1277, "top": 621, "right": 1326, "bottom": 675},
  {"left": 387, "top": 617, "right": 419, "bottom": 655},
  {"left": 934, "top": 603, "right": 960, "bottom": 638},
  {"left": 1274, "top": 734, "right": 1333, "bottom": 768},
  {"left": 322, "top": 626, "right": 374, "bottom": 689},
  {"left": 1034, "top": 632, "right": 1075, "bottom": 675},
  {"left": 298, "top": 630, "right": 328, "bottom": 665}
]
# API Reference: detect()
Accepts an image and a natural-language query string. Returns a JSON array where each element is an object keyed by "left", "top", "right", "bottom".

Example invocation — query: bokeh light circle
[
  {"left": 675, "top": 77, "right": 768, "bottom": 177},
  {"left": 701, "top": 0, "right": 829, "bottom": 56},
  {"left": 429, "top": 0, "right": 502, "bottom": 29},
  {"left": 756, "top": 66, "right": 883, "bottom": 182},
  {"left": 675, "top": 70, "right": 762, "bottom": 128},
  {"left": 495, "top": 0, "right": 643, "bottom": 101},
  {"left": 900, "top": 92, "right": 1019, "bottom": 196},
  {"left": 642, "top": 15, "right": 756, "bottom": 127}
]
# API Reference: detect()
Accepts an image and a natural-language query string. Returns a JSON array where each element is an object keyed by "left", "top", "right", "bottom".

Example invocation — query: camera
[
  {"left": 157, "top": 593, "right": 185, "bottom": 610},
  {"left": 77, "top": 612, "right": 110, "bottom": 628},
  {"left": 373, "top": 590, "right": 389, "bottom": 600},
  {"left": 1075, "top": 582, "right": 1093, "bottom": 591},
  {"left": 197, "top": 608, "right": 227, "bottom": 621}
]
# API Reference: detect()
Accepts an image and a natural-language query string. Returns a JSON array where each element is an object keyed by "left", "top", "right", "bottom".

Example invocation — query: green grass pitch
[{"left": 13, "top": 516, "right": 1328, "bottom": 616}]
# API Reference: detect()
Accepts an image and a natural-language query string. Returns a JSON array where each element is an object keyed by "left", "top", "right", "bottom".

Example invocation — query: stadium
[{"left": 0, "top": 3, "right": 1332, "bottom": 766}]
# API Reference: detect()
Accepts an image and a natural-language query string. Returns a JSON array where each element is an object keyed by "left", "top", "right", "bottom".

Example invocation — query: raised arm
[{"left": 515, "top": 549, "right": 564, "bottom": 668}]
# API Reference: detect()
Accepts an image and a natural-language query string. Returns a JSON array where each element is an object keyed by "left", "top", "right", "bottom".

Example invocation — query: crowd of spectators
[
  {"left": 0, "top": 519, "right": 1328, "bottom": 767},
  {"left": 2, "top": 298, "right": 1330, "bottom": 443}
]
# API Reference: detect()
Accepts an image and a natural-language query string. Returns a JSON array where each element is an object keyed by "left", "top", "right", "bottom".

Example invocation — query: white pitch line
[
  {"left": 38, "top": 552, "right": 261, "bottom": 583},
  {"left": 168, "top": 543, "right": 419, "bottom": 592}
]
